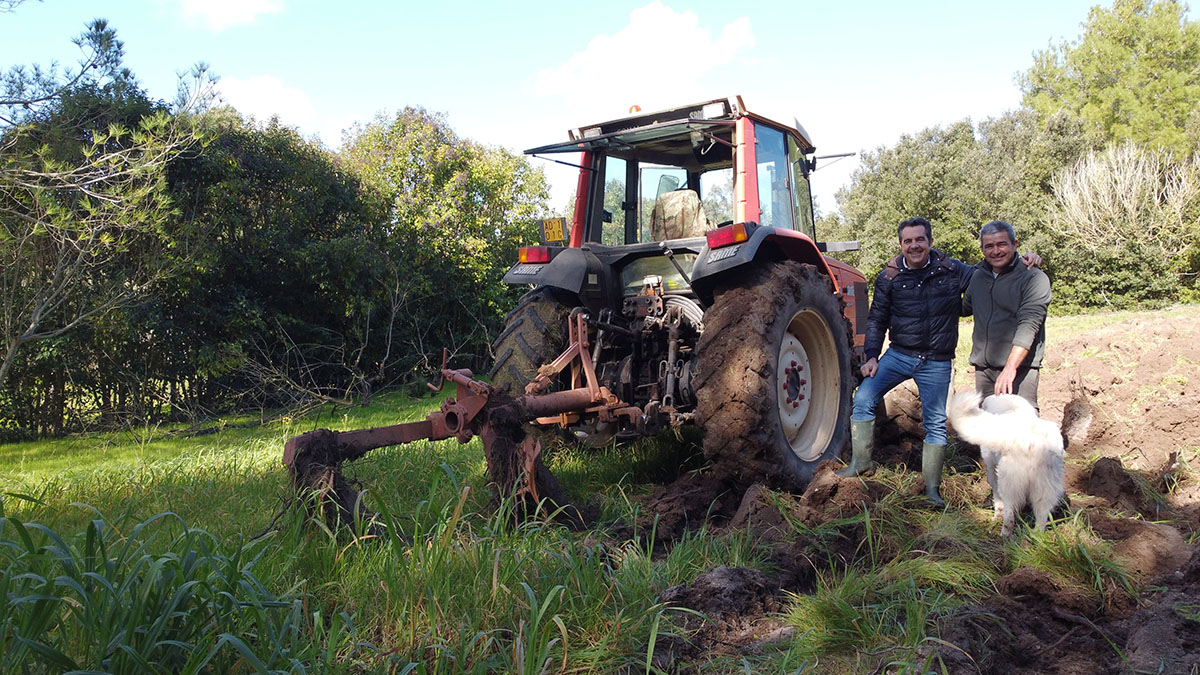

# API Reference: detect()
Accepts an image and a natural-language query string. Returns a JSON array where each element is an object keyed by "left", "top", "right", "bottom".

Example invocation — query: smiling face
[
  {"left": 898, "top": 224, "right": 931, "bottom": 269},
  {"left": 980, "top": 230, "right": 1017, "bottom": 272}
]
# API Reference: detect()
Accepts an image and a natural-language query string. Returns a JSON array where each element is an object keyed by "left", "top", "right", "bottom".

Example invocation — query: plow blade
[{"left": 283, "top": 367, "right": 595, "bottom": 533}]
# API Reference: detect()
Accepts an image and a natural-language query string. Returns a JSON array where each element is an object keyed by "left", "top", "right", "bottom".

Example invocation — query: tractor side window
[
  {"left": 789, "top": 135, "right": 815, "bottom": 239},
  {"left": 755, "top": 124, "right": 794, "bottom": 230},
  {"left": 601, "top": 156, "right": 627, "bottom": 245}
]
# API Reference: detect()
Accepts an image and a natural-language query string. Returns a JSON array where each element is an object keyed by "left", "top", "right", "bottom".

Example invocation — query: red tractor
[{"left": 284, "top": 96, "right": 867, "bottom": 525}]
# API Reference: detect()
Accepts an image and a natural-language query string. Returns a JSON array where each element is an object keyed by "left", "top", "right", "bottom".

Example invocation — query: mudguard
[
  {"left": 502, "top": 247, "right": 592, "bottom": 293},
  {"left": 690, "top": 226, "right": 832, "bottom": 301},
  {"left": 690, "top": 226, "right": 868, "bottom": 353}
]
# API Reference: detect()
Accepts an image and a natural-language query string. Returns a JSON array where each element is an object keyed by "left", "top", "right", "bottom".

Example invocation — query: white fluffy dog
[{"left": 947, "top": 391, "right": 1065, "bottom": 537}]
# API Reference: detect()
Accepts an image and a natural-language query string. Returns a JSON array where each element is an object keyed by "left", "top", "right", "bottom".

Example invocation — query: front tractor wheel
[{"left": 695, "top": 261, "right": 854, "bottom": 490}]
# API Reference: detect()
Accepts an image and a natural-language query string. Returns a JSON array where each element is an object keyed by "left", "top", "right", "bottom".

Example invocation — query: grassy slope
[{"left": 5, "top": 307, "right": 1192, "bottom": 672}]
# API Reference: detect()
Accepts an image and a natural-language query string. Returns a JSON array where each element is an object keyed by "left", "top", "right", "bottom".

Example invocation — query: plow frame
[{"left": 283, "top": 314, "right": 640, "bottom": 531}]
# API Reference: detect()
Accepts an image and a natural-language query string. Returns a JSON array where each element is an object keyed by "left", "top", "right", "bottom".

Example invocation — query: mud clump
[
  {"left": 639, "top": 472, "right": 737, "bottom": 543},
  {"left": 935, "top": 596, "right": 1127, "bottom": 675},
  {"left": 660, "top": 566, "right": 782, "bottom": 619},
  {"left": 655, "top": 565, "right": 807, "bottom": 669},
  {"left": 1086, "top": 512, "right": 1192, "bottom": 583},
  {"left": 1085, "top": 457, "right": 1166, "bottom": 520},
  {"left": 998, "top": 565, "right": 1102, "bottom": 616}
]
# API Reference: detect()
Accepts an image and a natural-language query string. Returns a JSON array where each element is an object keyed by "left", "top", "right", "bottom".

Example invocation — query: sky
[{"left": 1, "top": 0, "right": 1172, "bottom": 215}]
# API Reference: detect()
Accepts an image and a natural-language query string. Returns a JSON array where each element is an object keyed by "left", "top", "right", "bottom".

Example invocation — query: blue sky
[{"left": 1, "top": 0, "right": 1168, "bottom": 214}]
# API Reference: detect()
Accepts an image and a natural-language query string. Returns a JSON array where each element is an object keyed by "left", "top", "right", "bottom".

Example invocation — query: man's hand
[
  {"left": 995, "top": 345, "right": 1030, "bottom": 395},
  {"left": 1021, "top": 251, "right": 1042, "bottom": 269},
  {"left": 994, "top": 366, "right": 1017, "bottom": 395},
  {"left": 861, "top": 357, "right": 878, "bottom": 378}
]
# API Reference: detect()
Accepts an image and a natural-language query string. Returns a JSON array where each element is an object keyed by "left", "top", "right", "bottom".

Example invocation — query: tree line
[
  {"left": 823, "top": 0, "right": 1200, "bottom": 312},
  {"left": 1, "top": 20, "right": 547, "bottom": 439},
  {"left": 2, "top": 0, "right": 1198, "bottom": 440}
]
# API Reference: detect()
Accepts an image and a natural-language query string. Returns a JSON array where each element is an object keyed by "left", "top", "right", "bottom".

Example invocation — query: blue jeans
[{"left": 852, "top": 350, "right": 952, "bottom": 445}]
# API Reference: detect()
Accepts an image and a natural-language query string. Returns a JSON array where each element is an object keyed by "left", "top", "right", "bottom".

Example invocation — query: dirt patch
[
  {"left": 637, "top": 472, "right": 739, "bottom": 544},
  {"left": 1122, "top": 544, "right": 1200, "bottom": 675},
  {"left": 935, "top": 544, "right": 1200, "bottom": 675},
  {"left": 642, "top": 309, "right": 1200, "bottom": 671},
  {"left": 1040, "top": 310, "right": 1200, "bottom": 471}
]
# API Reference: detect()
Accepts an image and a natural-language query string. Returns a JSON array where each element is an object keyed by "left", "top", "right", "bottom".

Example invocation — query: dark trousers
[{"left": 974, "top": 367, "right": 1040, "bottom": 413}]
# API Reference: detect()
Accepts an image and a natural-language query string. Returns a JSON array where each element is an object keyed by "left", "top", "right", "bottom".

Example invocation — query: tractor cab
[{"left": 525, "top": 96, "right": 817, "bottom": 249}]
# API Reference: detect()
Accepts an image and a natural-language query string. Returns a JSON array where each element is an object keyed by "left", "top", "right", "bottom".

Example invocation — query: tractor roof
[{"left": 524, "top": 96, "right": 816, "bottom": 158}]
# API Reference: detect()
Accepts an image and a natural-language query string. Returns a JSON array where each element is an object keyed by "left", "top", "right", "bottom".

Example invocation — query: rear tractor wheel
[
  {"left": 490, "top": 287, "right": 572, "bottom": 395},
  {"left": 695, "top": 261, "right": 854, "bottom": 489}
]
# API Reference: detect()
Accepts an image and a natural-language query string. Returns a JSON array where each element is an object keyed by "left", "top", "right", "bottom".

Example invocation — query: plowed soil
[{"left": 639, "top": 307, "right": 1200, "bottom": 673}]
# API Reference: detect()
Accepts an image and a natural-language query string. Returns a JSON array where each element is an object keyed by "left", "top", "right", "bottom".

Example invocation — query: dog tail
[{"left": 947, "top": 391, "right": 1013, "bottom": 446}]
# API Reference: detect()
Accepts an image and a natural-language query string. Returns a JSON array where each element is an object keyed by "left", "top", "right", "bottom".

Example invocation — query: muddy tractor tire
[
  {"left": 490, "top": 287, "right": 571, "bottom": 395},
  {"left": 695, "top": 261, "right": 854, "bottom": 490}
]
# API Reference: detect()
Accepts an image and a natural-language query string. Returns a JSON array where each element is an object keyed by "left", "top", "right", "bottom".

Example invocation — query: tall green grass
[
  {"left": 0, "top": 498, "right": 374, "bottom": 673},
  {"left": 0, "top": 355, "right": 1166, "bottom": 672}
]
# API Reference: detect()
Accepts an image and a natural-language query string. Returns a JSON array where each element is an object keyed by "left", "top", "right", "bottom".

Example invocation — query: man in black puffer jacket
[{"left": 836, "top": 217, "right": 1037, "bottom": 505}]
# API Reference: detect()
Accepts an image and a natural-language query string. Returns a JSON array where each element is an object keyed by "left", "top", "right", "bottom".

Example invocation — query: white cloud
[
  {"left": 216, "top": 75, "right": 315, "bottom": 129},
  {"left": 179, "top": 0, "right": 284, "bottom": 31},
  {"left": 529, "top": 1, "right": 754, "bottom": 116},
  {"left": 317, "top": 113, "right": 363, "bottom": 151}
]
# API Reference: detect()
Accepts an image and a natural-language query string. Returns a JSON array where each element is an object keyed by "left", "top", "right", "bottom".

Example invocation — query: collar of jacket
[{"left": 885, "top": 248, "right": 953, "bottom": 281}]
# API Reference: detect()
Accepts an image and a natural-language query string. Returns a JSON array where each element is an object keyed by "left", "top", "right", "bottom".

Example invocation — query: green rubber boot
[
  {"left": 836, "top": 420, "right": 875, "bottom": 477},
  {"left": 922, "top": 442, "right": 946, "bottom": 506}
]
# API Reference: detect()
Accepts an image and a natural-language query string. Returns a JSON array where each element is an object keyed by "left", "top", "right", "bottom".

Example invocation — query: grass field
[{"left": 4, "top": 309, "right": 1185, "bottom": 672}]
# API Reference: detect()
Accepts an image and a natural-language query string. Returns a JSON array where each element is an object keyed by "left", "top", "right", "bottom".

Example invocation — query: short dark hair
[
  {"left": 898, "top": 216, "right": 932, "bottom": 241},
  {"left": 979, "top": 220, "right": 1016, "bottom": 244}
]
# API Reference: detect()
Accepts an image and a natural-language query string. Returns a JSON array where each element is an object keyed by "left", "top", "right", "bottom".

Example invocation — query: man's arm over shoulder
[
  {"left": 947, "top": 257, "right": 976, "bottom": 289},
  {"left": 961, "top": 263, "right": 979, "bottom": 317},
  {"left": 1012, "top": 268, "right": 1052, "bottom": 350}
]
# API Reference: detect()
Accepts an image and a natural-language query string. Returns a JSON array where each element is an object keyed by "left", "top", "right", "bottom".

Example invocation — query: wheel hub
[
  {"left": 778, "top": 334, "right": 813, "bottom": 439},
  {"left": 777, "top": 308, "right": 840, "bottom": 462}
]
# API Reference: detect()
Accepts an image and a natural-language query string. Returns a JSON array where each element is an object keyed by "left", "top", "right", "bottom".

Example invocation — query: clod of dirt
[
  {"left": 794, "top": 460, "right": 898, "bottom": 527},
  {"left": 654, "top": 565, "right": 798, "bottom": 671},
  {"left": 1060, "top": 392, "right": 1094, "bottom": 448},
  {"left": 934, "top": 594, "right": 1127, "bottom": 675},
  {"left": 878, "top": 380, "right": 927, "bottom": 445},
  {"left": 1086, "top": 457, "right": 1166, "bottom": 520},
  {"left": 729, "top": 483, "right": 797, "bottom": 541},
  {"left": 1086, "top": 512, "right": 1192, "bottom": 582},
  {"left": 660, "top": 566, "right": 781, "bottom": 619},
  {"left": 998, "top": 566, "right": 1100, "bottom": 617},
  {"left": 935, "top": 565, "right": 1138, "bottom": 674},
  {"left": 640, "top": 472, "right": 735, "bottom": 543}
]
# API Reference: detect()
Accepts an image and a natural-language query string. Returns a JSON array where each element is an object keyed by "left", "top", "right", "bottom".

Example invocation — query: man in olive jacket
[{"left": 963, "top": 220, "right": 1052, "bottom": 411}]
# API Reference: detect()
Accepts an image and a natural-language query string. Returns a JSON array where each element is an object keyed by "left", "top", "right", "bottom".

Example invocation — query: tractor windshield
[
  {"left": 597, "top": 158, "right": 732, "bottom": 246},
  {"left": 578, "top": 120, "right": 736, "bottom": 246}
]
